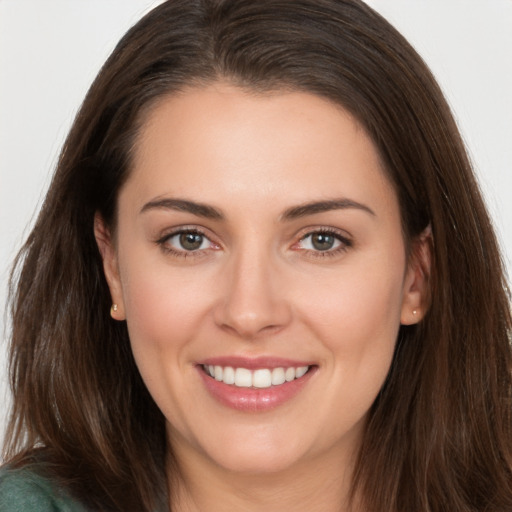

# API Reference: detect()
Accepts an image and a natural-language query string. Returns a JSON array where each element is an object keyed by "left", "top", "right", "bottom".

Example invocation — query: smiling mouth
[{"left": 202, "top": 364, "right": 312, "bottom": 388}]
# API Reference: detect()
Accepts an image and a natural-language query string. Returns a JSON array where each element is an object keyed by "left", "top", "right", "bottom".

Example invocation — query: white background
[{"left": 1, "top": 0, "right": 511, "bottom": 451}]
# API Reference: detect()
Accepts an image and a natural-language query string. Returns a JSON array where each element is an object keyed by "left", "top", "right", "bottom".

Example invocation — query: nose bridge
[{"left": 214, "top": 236, "right": 290, "bottom": 338}]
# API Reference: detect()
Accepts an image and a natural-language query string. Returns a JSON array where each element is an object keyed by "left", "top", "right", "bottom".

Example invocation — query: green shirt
[{"left": 0, "top": 466, "right": 88, "bottom": 512}]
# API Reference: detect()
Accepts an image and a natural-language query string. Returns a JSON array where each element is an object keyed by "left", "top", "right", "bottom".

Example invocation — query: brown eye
[
  {"left": 179, "top": 232, "right": 204, "bottom": 251},
  {"left": 310, "top": 233, "right": 336, "bottom": 251},
  {"left": 160, "top": 230, "right": 212, "bottom": 253}
]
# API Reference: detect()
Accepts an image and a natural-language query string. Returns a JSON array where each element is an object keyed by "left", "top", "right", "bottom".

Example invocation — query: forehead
[{"left": 124, "top": 83, "right": 397, "bottom": 219}]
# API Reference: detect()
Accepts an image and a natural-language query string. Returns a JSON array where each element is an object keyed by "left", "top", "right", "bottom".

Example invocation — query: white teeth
[
  {"left": 271, "top": 367, "right": 286, "bottom": 385},
  {"left": 204, "top": 364, "right": 310, "bottom": 387},
  {"left": 253, "top": 369, "right": 272, "bottom": 388},
  {"left": 295, "top": 366, "right": 308, "bottom": 378},
  {"left": 223, "top": 366, "right": 235, "bottom": 384},
  {"left": 234, "top": 368, "right": 252, "bottom": 387},
  {"left": 285, "top": 367, "right": 296, "bottom": 382}
]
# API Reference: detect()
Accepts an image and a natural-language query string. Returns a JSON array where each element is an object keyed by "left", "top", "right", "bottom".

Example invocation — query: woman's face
[{"left": 97, "top": 83, "right": 426, "bottom": 477}]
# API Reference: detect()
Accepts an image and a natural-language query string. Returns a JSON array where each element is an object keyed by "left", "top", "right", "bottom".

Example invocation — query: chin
[
  {"left": 199, "top": 429, "right": 308, "bottom": 475},
  {"left": 212, "top": 448, "right": 303, "bottom": 475}
]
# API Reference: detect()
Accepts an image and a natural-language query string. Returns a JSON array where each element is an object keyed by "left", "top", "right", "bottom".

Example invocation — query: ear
[
  {"left": 94, "top": 213, "right": 126, "bottom": 321},
  {"left": 400, "top": 225, "right": 432, "bottom": 325}
]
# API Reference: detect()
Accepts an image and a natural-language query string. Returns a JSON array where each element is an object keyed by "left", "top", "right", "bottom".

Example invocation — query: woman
[{"left": 1, "top": 0, "right": 511, "bottom": 511}]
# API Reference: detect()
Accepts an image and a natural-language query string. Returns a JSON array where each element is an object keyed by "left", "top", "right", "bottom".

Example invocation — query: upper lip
[{"left": 198, "top": 356, "right": 314, "bottom": 370}]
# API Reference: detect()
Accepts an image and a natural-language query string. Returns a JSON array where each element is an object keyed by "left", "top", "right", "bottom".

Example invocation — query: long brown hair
[{"left": 4, "top": 1, "right": 512, "bottom": 510}]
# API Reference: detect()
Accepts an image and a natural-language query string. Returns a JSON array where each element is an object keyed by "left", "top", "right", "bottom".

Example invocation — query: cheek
[
  {"left": 311, "top": 259, "right": 402, "bottom": 307},
  {"left": 118, "top": 263, "right": 218, "bottom": 427},
  {"left": 298, "top": 251, "right": 405, "bottom": 370},
  {"left": 119, "top": 262, "right": 215, "bottom": 356}
]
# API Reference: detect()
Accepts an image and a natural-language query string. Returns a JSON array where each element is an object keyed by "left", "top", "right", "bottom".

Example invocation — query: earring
[
  {"left": 110, "top": 304, "right": 118, "bottom": 315},
  {"left": 412, "top": 309, "right": 417, "bottom": 315}
]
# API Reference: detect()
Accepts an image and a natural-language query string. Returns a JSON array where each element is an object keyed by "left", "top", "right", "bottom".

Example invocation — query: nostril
[{"left": 217, "top": 318, "right": 285, "bottom": 340}]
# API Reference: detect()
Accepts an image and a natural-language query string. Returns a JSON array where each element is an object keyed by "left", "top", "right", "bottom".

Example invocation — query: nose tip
[{"left": 213, "top": 258, "right": 291, "bottom": 340}]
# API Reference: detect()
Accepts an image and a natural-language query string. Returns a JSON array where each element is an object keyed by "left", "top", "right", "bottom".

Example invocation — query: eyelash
[
  {"left": 155, "top": 227, "right": 352, "bottom": 259},
  {"left": 156, "top": 227, "right": 217, "bottom": 259},
  {"left": 294, "top": 228, "right": 352, "bottom": 259}
]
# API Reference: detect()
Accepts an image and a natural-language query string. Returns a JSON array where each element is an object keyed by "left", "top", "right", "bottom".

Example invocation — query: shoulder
[{"left": 0, "top": 466, "right": 88, "bottom": 512}]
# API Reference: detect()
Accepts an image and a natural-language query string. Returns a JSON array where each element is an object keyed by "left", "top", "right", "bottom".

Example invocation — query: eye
[
  {"left": 157, "top": 229, "right": 217, "bottom": 254},
  {"left": 294, "top": 229, "right": 352, "bottom": 256},
  {"left": 173, "top": 232, "right": 209, "bottom": 251},
  {"left": 301, "top": 232, "right": 340, "bottom": 251}
]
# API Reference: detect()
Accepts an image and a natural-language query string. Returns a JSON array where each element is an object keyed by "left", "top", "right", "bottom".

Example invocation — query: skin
[{"left": 95, "top": 83, "right": 429, "bottom": 511}]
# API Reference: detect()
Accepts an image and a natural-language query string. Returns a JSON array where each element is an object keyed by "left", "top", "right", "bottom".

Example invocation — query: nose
[{"left": 213, "top": 245, "right": 292, "bottom": 340}]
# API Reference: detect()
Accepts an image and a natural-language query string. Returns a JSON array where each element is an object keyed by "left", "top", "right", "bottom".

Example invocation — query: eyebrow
[
  {"left": 281, "top": 199, "right": 375, "bottom": 220},
  {"left": 140, "top": 197, "right": 375, "bottom": 221},
  {"left": 140, "top": 198, "right": 223, "bottom": 219}
]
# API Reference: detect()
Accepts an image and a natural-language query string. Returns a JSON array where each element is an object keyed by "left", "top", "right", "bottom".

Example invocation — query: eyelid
[
  {"left": 155, "top": 225, "right": 221, "bottom": 256},
  {"left": 295, "top": 226, "right": 352, "bottom": 243},
  {"left": 153, "top": 224, "right": 352, "bottom": 260},
  {"left": 291, "top": 226, "right": 353, "bottom": 257}
]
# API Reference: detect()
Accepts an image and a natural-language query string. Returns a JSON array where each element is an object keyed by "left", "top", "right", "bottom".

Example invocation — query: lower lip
[{"left": 198, "top": 367, "right": 316, "bottom": 412}]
